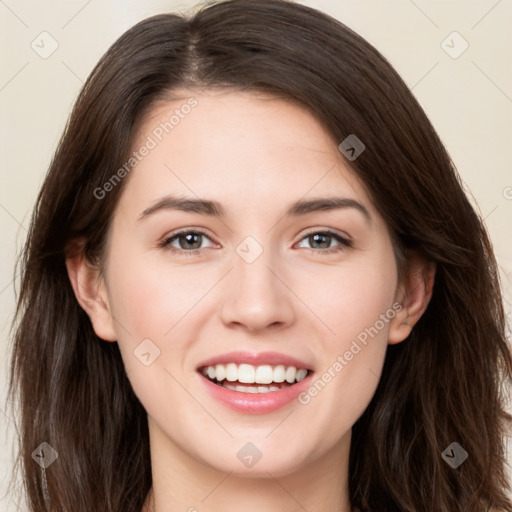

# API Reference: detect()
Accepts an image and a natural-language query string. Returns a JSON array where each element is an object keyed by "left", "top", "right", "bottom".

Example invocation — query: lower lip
[{"left": 198, "top": 372, "right": 314, "bottom": 414}]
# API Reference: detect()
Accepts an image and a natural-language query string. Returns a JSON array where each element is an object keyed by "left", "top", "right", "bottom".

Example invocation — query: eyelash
[{"left": 159, "top": 229, "right": 352, "bottom": 257}]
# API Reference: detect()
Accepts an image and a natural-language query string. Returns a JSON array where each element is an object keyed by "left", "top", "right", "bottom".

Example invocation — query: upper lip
[{"left": 196, "top": 351, "right": 313, "bottom": 371}]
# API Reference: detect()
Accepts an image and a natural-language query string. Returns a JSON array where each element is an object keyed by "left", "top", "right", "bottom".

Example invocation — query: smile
[{"left": 199, "top": 363, "right": 310, "bottom": 393}]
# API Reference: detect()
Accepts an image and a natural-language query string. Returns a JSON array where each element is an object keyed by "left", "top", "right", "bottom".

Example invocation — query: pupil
[
  {"left": 311, "top": 233, "right": 329, "bottom": 249},
  {"left": 181, "top": 233, "right": 201, "bottom": 250}
]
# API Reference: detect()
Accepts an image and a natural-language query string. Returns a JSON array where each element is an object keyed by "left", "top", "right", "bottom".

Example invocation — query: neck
[{"left": 142, "top": 418, "right": 353, "bottom": 512}]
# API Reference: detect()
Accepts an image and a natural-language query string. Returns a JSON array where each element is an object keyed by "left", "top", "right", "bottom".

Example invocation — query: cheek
[
  {"left": 336, "top": 274, "right": 395, "bottom": 342},
  {"left": 102, "top": 248, "right": 190, "bottom": 381},
  {"left": 104, "top": 255, "right": 199, "bottom": 417},
  {"left": 293, "top": 250, "right": 397, "bottom": 435},
  {"left": 303, "top": 251, "right": 398, "bottom": 344},
  {"left": 106, "top": 247, "right": 203, "bottom": 336}
]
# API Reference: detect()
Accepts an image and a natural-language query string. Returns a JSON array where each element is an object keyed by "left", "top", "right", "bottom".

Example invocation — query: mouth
[{"left": 198, "top": 363, "right": 313, "bottom": 394}]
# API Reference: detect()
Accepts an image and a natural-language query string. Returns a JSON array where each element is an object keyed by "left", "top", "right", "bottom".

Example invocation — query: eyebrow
[{"left": 138, "top": 195, "right": 372, "bottom": 224}]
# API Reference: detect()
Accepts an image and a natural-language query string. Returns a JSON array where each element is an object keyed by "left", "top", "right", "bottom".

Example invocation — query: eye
[
  {"left": 159, "top": 228, "right": 352, "bottom": 257},
  {"left": 159, "top": 229, "right": 215, "bottom": 256},
  {"left": 296, "top": 230, "right": 352, "bottom": 255}
]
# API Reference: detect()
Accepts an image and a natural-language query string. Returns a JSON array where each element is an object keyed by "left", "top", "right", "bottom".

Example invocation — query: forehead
[{"left": 117, "top": 89, "right": 376, "bottom": 220}]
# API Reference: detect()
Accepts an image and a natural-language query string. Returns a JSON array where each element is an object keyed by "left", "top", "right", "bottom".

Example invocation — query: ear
[
  {"left": 65, "top": 240, "right": 117, "bottom": 342},
  {"left": 388, "top": 251, "right": 436, "bottom": 345}
]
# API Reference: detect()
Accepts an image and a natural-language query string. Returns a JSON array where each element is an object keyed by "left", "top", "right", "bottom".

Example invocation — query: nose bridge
[
  {"left": 234, "top": 233, "right": 282, "bottom": 299},
  {"left": 220, "top": 234, "right": 295, "bottom": 330}
]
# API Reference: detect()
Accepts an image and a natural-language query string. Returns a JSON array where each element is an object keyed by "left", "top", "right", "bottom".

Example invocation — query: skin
[{"left": 66, "top": 89, "right": 435, "bottom": 512}]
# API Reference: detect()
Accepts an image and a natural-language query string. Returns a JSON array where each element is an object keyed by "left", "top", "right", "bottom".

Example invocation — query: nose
[{"left": 219, "top": 245, "right": 296, "bottom": 333}]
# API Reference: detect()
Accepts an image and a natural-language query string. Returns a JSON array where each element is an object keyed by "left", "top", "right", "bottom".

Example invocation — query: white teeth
[
  {"left": 273, "top": 365, "right": 286, "bottom": 382},
  {"left": 238, "top": 364, "right": 255, "bottom": 383},
  {"left": 235, "top": 385, "right": 259, "bottom": 393},
  {"left": 225, "top": 363, "right": 238, "bottom": 382},
  {"left": 285, "top": 366, "right": 296, "bottom": 383},
  {"left": 255, "top": 365, "right": 273, "bottom": 384},
  {"left": 200, "top": 363, "right": 310, "bottom": 384},
  {"left": 296, "top": 368, "right": 308, "bottom": 382},
  {"left": 215, "top": 364, "right": 226, "bottom": 381},
  {"left": 222, "top": 381, "right": 292, "bottom": 393}
]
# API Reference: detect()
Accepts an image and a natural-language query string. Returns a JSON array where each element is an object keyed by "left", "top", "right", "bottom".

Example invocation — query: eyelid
[
  {"left": 160, "top": 227, "right": 214, "bottom": 244},
  {"left": 299, "top": 226, "right": 351, "bottom": 241}
]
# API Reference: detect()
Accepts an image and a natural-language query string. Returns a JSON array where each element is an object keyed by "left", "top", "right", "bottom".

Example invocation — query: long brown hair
[{"left": 7, "top": 0, "right": 512, "bottom": 510}]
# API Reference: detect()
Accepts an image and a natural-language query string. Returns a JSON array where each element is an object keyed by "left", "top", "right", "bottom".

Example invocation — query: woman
[{"left": 8, "top": 0, "right": 512, "bottom": 510}]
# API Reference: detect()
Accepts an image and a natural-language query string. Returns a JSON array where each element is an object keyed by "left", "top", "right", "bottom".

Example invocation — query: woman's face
[{"left": 80, "top": 89, "right": 410, "bottom": 477}]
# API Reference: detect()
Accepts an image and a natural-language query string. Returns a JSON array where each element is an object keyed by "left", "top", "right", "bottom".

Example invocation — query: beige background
[{"left": 1, "top": 0, "right": 511, "bottom": 509}]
